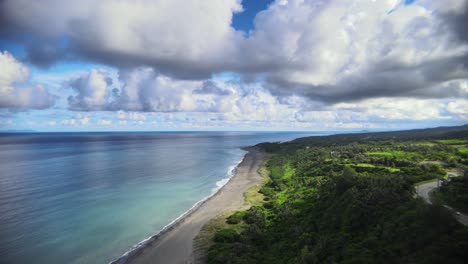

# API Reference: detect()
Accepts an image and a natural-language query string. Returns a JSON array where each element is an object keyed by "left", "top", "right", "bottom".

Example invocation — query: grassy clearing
[
  {"left": 367, "top": 151, "right": 422, "bottom": 160},
  {"left": 354, "top": 163, "right": 375, "bottom": 168},
  {"left": 243, "top": 158, "right": 270, "bottom": 207},
  {"left": 435, "top": 139, "right": 467, "bottom": 145},
  {"left": 352, "top": 163, "right": 400, "bottom": 173},
  {"left": 244, "top": 185, "right": 265, "bottom": 207},
  {"left": 270, "top": 161, "right": 295, "bottom": 180},
  {"left": 384, "top": 167, "right": 400, "bottom": 173},
  {"left": 413, "top": 141, "right": 436, "bottom": 146},
  {"left": 283, "top": 163, "right": 295, "bottom": 179},
  {"left": 458, "top": 147, "right": 468, "bottom": 154},
  {"left": 275, "top": 190, "right": 288, "bottom": 205},
  {"left": 367, "top": 151, "right": 404, "bottom": 158}
]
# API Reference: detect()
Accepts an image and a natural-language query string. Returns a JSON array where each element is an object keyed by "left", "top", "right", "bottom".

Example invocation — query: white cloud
[
  {"left": 333, "top": 98, "right": 449, "bottom": 121},
  {"left": 447, "top": 100, "right": 468, "bottom": 118},
  {"left": 3, "top": 0, "right": 468, "bottom": 106},
  {"left": 61, "top": 66, "right": 468, "bottom": 129},
  {"left": 2, "top": 0, "right": 468, "bottom": 130},
  {"left": 117, "top": 68, "right": 203, "bottom": 112},
  {"left": 239, "top": 0, "right": 468, "bottom": 102},
  {"left": 0, "top": 51, "right": 56, "bottom": 110},
  {"left": 65, "top": 67, "right": 302, "bottom": 123},
  {"left": 67, "top": 69, "right": 113, "bottom": 111},
  {"left": 0, "top": 50, "right": 29, "bottom": 87},
  {"left": 61, "top": 119, "right": 77, "bottom": 126},
  {"left": 2, "top": 0, "right": 243, "bottom": 77},
  {"left": 97, "top": 119, "right": 112, "bottom": 126}
]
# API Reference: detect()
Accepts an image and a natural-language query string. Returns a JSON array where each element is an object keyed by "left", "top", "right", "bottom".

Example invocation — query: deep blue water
[{"left": 0, "top": 132, "right": 326, "bottom": 264}]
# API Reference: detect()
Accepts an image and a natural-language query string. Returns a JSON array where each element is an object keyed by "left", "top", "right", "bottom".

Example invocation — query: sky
[{"left": 0, "top": 0, "right": 467, "bottom": 132}]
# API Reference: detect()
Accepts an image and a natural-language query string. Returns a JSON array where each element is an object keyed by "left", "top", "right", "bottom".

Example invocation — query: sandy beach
[{"left": 125, "top": 147, "right": 265, "bottom": 264}]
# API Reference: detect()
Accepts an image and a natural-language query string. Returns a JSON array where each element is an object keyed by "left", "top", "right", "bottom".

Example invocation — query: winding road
[{"left": 415, "top": 172, "right": 468, "bottom": 227}]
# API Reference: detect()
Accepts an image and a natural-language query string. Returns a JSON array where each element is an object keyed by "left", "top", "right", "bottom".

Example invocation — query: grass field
[
  {"left": 458, "top": 147, "right": 468, "bottom": 154},
  {"left": 435, "top": 139, "right": 467, "bottom": 145},
  {"left": 367, "top": 151, "right": 422, "bottom": 160}
]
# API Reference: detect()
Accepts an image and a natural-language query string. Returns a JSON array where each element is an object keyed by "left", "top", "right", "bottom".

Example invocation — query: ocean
[{"left": 0, "top": 132, "right": 326, "bottom": 264}]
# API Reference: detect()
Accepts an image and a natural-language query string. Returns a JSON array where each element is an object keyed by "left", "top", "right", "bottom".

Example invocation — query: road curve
[{"left": 415, "top": 173, "right": 468, "bottom": 227}]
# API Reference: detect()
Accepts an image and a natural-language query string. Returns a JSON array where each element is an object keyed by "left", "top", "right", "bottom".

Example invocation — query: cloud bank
[
  {"left": 2, "top": 0, "right": 468, "bottom": 104},
  {"left": 1, "top": 0, "right": 244, "bottom": 78},
  {"left": 1, "top": 0, "right": 467, "bottom": 129}
]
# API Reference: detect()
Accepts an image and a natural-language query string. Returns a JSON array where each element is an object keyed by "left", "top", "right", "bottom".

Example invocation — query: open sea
[{"left": 0, "top": 131, "right": 326, "bottom": 264}]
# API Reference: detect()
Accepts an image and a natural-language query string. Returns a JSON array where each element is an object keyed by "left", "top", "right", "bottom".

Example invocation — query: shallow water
[{"left": 0, "top": 132, "right": 324, "bottom": 264}]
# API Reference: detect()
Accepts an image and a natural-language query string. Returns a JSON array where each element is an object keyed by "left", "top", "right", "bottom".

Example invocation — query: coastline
[{"left": 111, "top": 146, "right": 265, "bottom": 264}]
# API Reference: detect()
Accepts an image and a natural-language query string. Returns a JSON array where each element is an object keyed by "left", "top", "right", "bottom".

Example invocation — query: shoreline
[{"left": 111, "top": 146, "right": 265, "bottom": 264}]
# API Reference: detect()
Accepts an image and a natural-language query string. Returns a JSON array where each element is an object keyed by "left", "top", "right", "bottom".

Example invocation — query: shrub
[
  {"left": 227, "top": 211, "right": 246, "bottom": 224},
  {"left": 214, "top": 228, "right": 240, "bottom": 243}
]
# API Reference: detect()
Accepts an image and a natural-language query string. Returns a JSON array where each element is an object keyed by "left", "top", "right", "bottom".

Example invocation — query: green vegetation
[
  {"left": 436, "top": 139, "right": 467, "bottom": 145},
  {"left": 367, "top": 150, "right": 424, "bottom": 161},
  {"left": 432, "top": 173, "right": 468, "bottom": 214},
  {"left": 352, "top": 163, "right": 400, "bottom": 173},
  {"left": 227, "top": 211, "right": 246, "bottom": 224},
  {"left": 243, "top": 158, "right": 270, "bottom": 207},
  {"left": 458, "top": 147, "right": 468, "bottom": 155},
  {"left": 243, "top": 185, "right": 265, "bottom": 207},
  {"left": 207, "top": 125, "right": 468, "bottom": 264},
  {"left": 194, "top": 158, "right": 271, "bottom": 262}
]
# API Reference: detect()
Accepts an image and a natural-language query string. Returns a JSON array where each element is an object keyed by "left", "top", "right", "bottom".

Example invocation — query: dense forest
[{"left": 207, "top": 125, "right": 468, "bottom": 264}]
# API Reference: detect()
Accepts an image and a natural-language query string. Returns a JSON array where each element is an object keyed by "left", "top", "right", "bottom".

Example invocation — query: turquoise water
[{"left": 0, "top": 132, "right": 324, "bottom": 264}]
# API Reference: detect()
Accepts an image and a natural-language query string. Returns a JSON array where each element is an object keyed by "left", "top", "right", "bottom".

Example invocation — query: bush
[
  {"left": 214, "top": 228, "right": 240, "bottom": 243},
  {"left": 243, "top": 207, "right": 266, "bottom": 225},
  {"left": 227, "top": 211, "right": 246, "bottom": 224},
  {"left": 207, "top": 243, "right": 234, "bottom": 264}
]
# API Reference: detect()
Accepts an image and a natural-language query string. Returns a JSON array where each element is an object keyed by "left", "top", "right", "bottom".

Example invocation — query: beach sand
[{"left": 126, "top": 147, "right": 265, "bottom": 264}]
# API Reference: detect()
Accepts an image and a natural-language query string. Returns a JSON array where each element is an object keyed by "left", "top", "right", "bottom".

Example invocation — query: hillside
[{"left": 207, "top": 125, "right": 468, "bottom": 264}]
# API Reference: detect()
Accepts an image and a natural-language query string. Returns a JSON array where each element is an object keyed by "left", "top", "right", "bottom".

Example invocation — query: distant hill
[{"left": 257, "top": 124, "right": 468, "bottom": 151}]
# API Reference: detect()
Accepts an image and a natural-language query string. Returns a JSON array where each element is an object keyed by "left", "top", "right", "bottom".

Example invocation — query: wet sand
[{"left": 126, "top": 147, "right": 265, "bottom": 264}]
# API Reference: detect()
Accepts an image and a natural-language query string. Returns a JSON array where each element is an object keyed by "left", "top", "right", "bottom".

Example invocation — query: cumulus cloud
[
  {"left": 193, "top": 81, "right": 232, "bottom": 96},
  {"left": 0, "top": 51, "right": 29, "bottom": 86},
  {"left": 64, "top": 67, "right": 302, "bottom": 124},
  {"left": 62, "top": 65, "right": 468, "bottom": 128},
  {"left": 2, "top": 0, "right": 468, "bottom": 131},
  {"left": 243, "top": 0, "right": 468, "bottom": 102},
  {"left": 0, "top": 51, "right": 56, "bottom": 110},
  {"left": 116, "top": 68, "right": 205, "bottom": 112},
  {"left": 67, "top": 69, "right": 113, "bottom": 111},
  {"left": 2, "top": 0, "right": 468, "bottom": 105},
  {"left": 0, "top": 0, "right": 243, "bottom": 78}
]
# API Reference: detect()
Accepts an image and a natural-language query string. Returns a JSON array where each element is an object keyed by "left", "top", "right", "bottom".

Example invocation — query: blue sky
[
  {"left": 0, "top": 0, "right": 467, "bottom": 131},
  {"left": 232, "top": 0, "right": 273, "bottom": 32}
]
